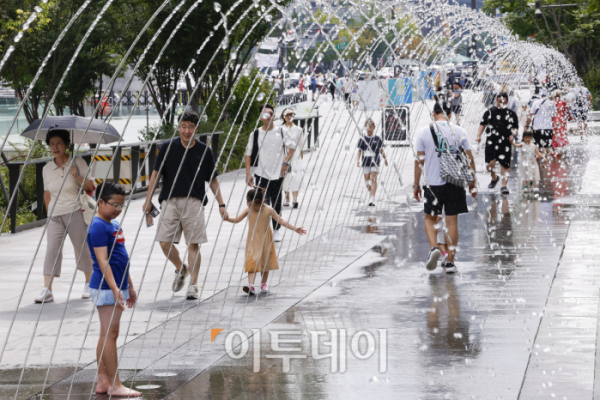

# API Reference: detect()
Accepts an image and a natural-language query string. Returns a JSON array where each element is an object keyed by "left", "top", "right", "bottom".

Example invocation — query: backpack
[{"left": 429, "top": 124, "right": 474, "bottom": 188}]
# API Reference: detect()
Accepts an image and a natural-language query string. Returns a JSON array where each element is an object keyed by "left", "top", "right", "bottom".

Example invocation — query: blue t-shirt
[
  {"left": 357, "top": 135, "right": 383, "bottom": 167},
  {"left": 87, "top": 217, "right": 130, "bottom": 291}
]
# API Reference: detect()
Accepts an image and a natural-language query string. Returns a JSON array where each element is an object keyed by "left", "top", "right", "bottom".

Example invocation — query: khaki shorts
[{"left": 156, "top": 197, "right": 208, "bottom": 245}]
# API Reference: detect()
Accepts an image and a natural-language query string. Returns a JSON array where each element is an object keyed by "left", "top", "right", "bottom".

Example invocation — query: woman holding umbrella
[{"left": 37, "top": 129, "right": 94, "bottom": 303}]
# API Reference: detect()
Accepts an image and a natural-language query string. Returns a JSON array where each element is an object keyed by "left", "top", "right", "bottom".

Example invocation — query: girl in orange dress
[{"left": 225, "top": 189, "right": 306, "bottom": 295}]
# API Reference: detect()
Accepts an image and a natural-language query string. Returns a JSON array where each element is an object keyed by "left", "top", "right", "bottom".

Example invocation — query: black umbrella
[{"left": 21, "top": 115, "right": 121, "bottom": 144}]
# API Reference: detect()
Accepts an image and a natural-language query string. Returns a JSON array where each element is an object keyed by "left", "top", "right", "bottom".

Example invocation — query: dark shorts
[
  {"left": 451, "top": 105, "right": 462, "bottom": 115},
  {"left": 484, "top": 140, "right": 512, "bottom": 169},
  {"left": 310, "top": 84, "right": 316, "bottom": 93},
  {"left": 424, "top": 184, "right": 468, "bottom": 216},
  {"left": 573, "top": 108, "right": 588, "bottom": 122},
  {"left": 534, "top": 129, "right": 553, "bottom": 148}
]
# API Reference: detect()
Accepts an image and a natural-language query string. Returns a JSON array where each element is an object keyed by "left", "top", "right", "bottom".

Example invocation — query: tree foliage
[{"left": 1, "top": 0, "right": 118, "bottom": 124}]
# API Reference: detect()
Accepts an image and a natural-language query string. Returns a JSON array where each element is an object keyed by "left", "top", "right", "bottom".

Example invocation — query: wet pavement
[{"left": 16, "top": 134, "right": 600, "bottom": 400}]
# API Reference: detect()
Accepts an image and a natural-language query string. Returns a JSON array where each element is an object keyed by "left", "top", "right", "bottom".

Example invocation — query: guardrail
[{"left": 4, "top": 132, "right": 220, "bottom": 234}]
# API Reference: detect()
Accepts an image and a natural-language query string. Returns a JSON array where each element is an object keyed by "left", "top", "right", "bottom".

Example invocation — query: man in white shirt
[
  {"left": 245, "top": 104, "right": 296, "bottom": 242},
  {"left": 413, "top": 102, "right": 476, "bottom": 274},
  {"left": 526, "top": 91, "right": 556, "bottom": 157}
]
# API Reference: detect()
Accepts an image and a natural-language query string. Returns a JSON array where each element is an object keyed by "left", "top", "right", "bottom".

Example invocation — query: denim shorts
[{"left": 89, "top": 287, "right": 130, "bottom": 307}]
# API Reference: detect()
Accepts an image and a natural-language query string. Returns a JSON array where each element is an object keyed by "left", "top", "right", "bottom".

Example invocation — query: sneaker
[
  {"left": 292, "top": 202, "right": 299, "bottom": 209},
  {"left": 501, "top": 186, "right": 510, "bottom": 195},
  {"left": 488, "top": 177, "right": 500, "bottom": 189},
  {"left": 172, "top": 264, "right": 189, "bottom": 292},
  {"left": 440, "top": 252, "right": 448, "bottom": 268},
  {"left": 273, "top": 230, "right": 282, "bottom": 242},
  {"left": 261, "top": 283, "right": 269, "bottom": 292},
  {"left": 283, "top": 201, "right": 290, "bottom": 207},
  {"left": 82, "top": 283, "right": 91, "bottom": 299},
  {"left": 444, "top": 262, "right": 458, "bottom": 274},
  {"left": 186, "top": 283, "right": 199, "bottom": 300},
  {"left": 368, "top": 202, "right": 375, "bottom": 207},
  {"left": 243, "top": 285, "right": 256, "bottom": 295},
  {"left": 426, "top": 247, "right": 442, "bottom": 271},
  {"left": 34, "top": 289, "right": 54, "bottom": 304}
]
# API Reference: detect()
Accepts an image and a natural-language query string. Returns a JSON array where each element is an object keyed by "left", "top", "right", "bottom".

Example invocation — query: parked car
[{"left": 377, "top": 67, "right": 393, "bottom": 79}]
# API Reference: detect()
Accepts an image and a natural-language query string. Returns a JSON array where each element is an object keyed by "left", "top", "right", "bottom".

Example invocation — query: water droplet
[
  {"left": 214, "top": 2, "right": 221, "bottom": 12},
  {"left": 257, "top": 92, "right": 265, "bottom": 101}
]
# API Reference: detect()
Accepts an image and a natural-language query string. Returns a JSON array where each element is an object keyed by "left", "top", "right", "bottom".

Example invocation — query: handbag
[
  {"left": 429, "top": 124, "right": 474, "bottom": 188},
  {"left": 73, "top": 157, "right": 97, "bottom": 225}
]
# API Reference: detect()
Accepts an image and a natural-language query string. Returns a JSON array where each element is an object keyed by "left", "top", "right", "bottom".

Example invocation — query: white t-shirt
[
  {"left": 529, "top": 98, "right": 556, "bottom": 130},
  {"left": 415, "top": 121, "right": 471, "bottom": 186},
  {"left": 281, "top": 124, "right": 304, "bottom": 170},
  {"left": 245, "top": 125, "right": 296, "bottom": 181},
  {"left": 43, "top": 156, "right": 92, "bottom": 216}
]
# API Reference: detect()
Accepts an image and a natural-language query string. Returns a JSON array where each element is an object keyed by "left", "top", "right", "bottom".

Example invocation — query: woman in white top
[
  {"left": 37, "top": 129, "right": 95, "bottom": 304},
  {"left": 280, "top": 108, "right": 305, "bottom": 208}
]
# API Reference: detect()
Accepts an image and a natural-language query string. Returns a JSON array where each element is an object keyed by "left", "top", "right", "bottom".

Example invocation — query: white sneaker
[
  {"left": 82, "top": 283, "right": 91, "bottom": 299},
  {"left": 444, "top": 262, "right": 458, "bottom": 274},
  {"left": 172, "top": 264, "right": 189, "bottom": 292},
  {"left": 34, "top": 289, "right": 54, "bottom": 304},
  {"left": 186, "top": 283, "right": 199, "bottom": 300},
  {"left": 426, "top": 247, "right": 442, "bottom": 271},
  {"left": 273, "top": 230, "right": 282, "bottom": 242}
]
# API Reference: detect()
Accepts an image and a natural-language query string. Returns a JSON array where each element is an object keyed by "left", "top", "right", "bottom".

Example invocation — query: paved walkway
[{"left": 1, "top": 93, "right": 600, "bottom": 399}]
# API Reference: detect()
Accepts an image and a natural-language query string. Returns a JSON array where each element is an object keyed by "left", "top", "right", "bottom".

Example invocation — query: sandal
[
  {"left": 293, "top": 202, "right": 299, "bottom": 209},
  {"left": 283, "top": 201, "right": 290, "bottom": 207}
]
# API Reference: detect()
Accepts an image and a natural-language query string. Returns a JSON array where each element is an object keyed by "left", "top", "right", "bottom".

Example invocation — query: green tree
[{"left": 1, "top": 0, "right": 118, "bottom": 123}]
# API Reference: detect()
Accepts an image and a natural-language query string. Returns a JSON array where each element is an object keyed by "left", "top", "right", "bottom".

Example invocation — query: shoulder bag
[{"left": 429, "top": 124, "right": 474, "bottom": 188}]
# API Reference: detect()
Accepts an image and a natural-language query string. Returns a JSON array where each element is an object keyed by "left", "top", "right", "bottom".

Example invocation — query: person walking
[
  {"left": 343, "top": 74, "right": 352, "bottom": 107},
  {"left": 86, "top": 180, "right": 141, "bottom": 398},
  {"left": 476, "top": 92, "right": 519, "bottom": 195},
  {"left": 571, "top": 81, "right": 593, "bottom": 140},
  {"left": 143, "top": 111, "right": 228, "bottom": 301},
  {"left": 552, "top": 90, "right": 570, "bottom": 154},
  {"left": 414, "top": 102, "right": 476, "bottom": 274},
  {"left": 280, "top": 108, "right": 305, "bottom": 209},
  {"left": 510, "top": 132, "right": 545, "bottom": 192},
  {"left": 357, "top": 118, "right": 388, "bottom": 207},
  {"left": 526, "top": 91, "right": 556, "bottom": 158},
  {"left": 245, "top": 104, "right": 296, "bottom": 242},
  {"left": 225, "top": 188, "right": 306, "bottom": 295},
  {"left": 38, "top": 128, "right": 94, "bottom": 303},
  {"left": 310, "top": 74, "right": 317, "bottom": 101},
  {"left": 449, "top": 82, "right": 463, "bottom": 126}
]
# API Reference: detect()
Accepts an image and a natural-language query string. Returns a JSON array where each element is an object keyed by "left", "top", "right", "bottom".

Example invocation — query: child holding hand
[
  {"left": 510, "top": 131, "right": 545, "bottom": 192},
  {"left": 226, "top": 188, "right": 306, "bottom": 295}
]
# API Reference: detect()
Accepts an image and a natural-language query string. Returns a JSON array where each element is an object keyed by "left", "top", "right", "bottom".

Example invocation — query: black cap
[{"left": 433, "top": 101, "right": 451, "bottom": 115}]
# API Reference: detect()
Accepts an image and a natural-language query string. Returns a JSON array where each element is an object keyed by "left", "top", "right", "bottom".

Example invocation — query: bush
[
  {"left": 582, "top": 60, "right": 600, "bottom": 110},
  {"left": 137, "top": 122, "right": 178, "bottom": 142},
  {"left": 0, "top": 139, "right": 50, "bottom": 233}
]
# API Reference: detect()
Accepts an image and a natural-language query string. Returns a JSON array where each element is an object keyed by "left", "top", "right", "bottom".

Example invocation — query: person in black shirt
[
  {"left": 476, "top": 93, "right": 519, "bottom": 195},
  {"left": 143, "top": 111, "right": 227, "bottom": 300}
]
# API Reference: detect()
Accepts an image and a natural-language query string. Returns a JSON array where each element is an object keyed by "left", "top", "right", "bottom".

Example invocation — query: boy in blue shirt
[
  {"left": 356, "top": 118, "right": 388, "bottom": 206},
  {"left": 87, "top": 181, "right": 141, "bottom": 398}
]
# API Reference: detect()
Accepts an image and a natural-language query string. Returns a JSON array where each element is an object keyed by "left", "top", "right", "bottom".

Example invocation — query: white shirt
[
  {"left": 43, "top": 156, "right": 92, "bottom": 216},
  {"left": 529, "top": 98, "right": 555, "bottom": 130},
  {"left": 415, "top": 121, "right": 471, "bottom": 186},
  {"left": 281, "top": 124, "right": 305, "bottom": 170},
  {"left": 245, "top": 126, "right": 296, "bottom": 181}
]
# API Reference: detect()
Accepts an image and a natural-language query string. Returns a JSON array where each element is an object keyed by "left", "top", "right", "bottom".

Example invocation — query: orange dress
[{"left": 244, "top": 205, "right": 279, "bottom": 273}]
